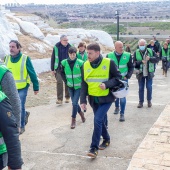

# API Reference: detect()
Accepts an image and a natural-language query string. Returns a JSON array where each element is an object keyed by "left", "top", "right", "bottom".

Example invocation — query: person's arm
[
  {"left": 60, "top": 65, "right": 67, "bottom": 84},
  {"left": 149, "top": 51, "right": 159, "bottom": 64},
  {"left": 51, "top": 47, "right": 55, "bottom": 71},
  {"left": 0, "top": 99, "right": 23, "bottom": 169},
  {"left": 26, "top": 57, "right": 39, "bottom": 92},
  {"left": 80, "top": 65, "right": 88, "bottom": 105},
  {"left": 1, "top": 72, "right": 21, "bottom": 128},
  {"left": 159, "top": 50, "right": 162, "bottom": 60},
  {"left": 125, "top": 55, "right": 134, "bottom": 79}
]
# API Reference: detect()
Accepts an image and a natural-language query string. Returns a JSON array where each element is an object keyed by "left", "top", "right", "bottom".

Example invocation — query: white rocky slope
[{"left": 0, "top": 11, "right": 114, "bottom": 73}]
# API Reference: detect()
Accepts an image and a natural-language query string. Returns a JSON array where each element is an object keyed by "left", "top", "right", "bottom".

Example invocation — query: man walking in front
[
  {"left": 80, "top": 43, "right": 121, "bottom": 158},
  {"left": 133, "top": 39, "right": 159, "bottom": 108},
  {"left": 51, "top": 35, "right": 71, "bottom": 104},
  {"left": 107, "top": 41, "right": 134, "bottom": 122},
  {"left": 4, "top": 40, "right": 39, "bottom": 134}
]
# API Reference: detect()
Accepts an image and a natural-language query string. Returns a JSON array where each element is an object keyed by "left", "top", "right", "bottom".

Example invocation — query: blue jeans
[
  {"left": 68, "top": 88, "right": 81, "bottom": 118},
  {"left": 90, "top": 102, "right": 112, "bottom": 150},
  {"left": 18, "top": 87, "right": 28, "bottom": 128},
  {"left": 138, "top": 76, "right": 152, "bottom": 103},
  {"left": 115, "top": 97, "right": 126, "bottom": 114}
]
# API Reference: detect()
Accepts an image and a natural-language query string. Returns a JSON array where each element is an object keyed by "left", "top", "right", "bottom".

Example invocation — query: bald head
[{"left": 114, "top": 41, "right": 123, "bottom": 54}]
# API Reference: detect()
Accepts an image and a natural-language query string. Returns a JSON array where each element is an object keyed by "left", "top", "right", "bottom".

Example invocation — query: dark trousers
[
  {"left": 55, "top": 70, "right": 70, "bottom": 101},
  {"left": 138, "top": 76, "right": 153, "bottom": 103},
  {"left": 90, "top": 102, "right": 112, "bottom": 150},
  {"left": 68, "top": 88, "right": 81, "bottom": 118}
]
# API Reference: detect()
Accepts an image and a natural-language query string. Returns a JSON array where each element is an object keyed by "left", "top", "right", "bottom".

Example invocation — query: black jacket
[
  {"left": 133, "top": 48, "right": 159, "bottom": 79},
  {"left": 51, "top": 42, "right": 71, "bottom": 71},
  {"left": 147, "top": 44, "right": 159, "bottom": 53},
  {"left": 0, "top": 98, "right": 23, "bottom": 169},
  {"left": 80, "top": 55, "right": 122, "bottom": 106}
]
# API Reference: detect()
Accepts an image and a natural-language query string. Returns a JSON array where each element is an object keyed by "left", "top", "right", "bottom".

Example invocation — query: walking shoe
[
  {"left": 99, "top": 140, "right": 110, "bottom": 150},
  {"left": 79, "top": 111, "right": 86, "bottom": 123},
  {"left": 65, "top": 98, "right": 70, "bottom": 103},
  {"left": 119, "top": 114, "right": 125, "bottom": 122},
  {"left": 137, "top": 102, "right": 143, "bottom": 108},
  {"left": 87, "top": 148, "right": 98, "bottom": 158},
  {"left": 148, "top": 101, "right": 152, "bottom": 108},
  {"left": 71, "top": 118, "right": 76, "bottom": 129},
  {"left": 20, "top": 127, "right": 25, "bottom": 135},
  {"left": 114, "top": 107, "right": 119, "bottom": 114},
  {"left": 56, "top": 100, "right": 62, "bottom": 104},
  {"left": 25, "top": 111, "right": 30, "bottom": 125}
]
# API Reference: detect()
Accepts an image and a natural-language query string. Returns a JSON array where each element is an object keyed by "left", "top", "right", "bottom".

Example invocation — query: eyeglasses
[{"left": 62, "top": 39, "right": 68, "bottom": 41}]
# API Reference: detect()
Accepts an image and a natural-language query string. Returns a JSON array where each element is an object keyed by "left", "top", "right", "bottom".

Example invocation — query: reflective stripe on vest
[
  {"left": 54, "top": 46, "right": 59, "bottom": 69},
  {"left": 0, "top": 132, "right": 7, "bottom": 155},
  {"left": 5, "top": 55, "right": 30, "bottom": 89},
  {"left": 84, "top": 58, "right": 110, "bottom": 96},
  {"left": 61, "top": 59, "right": 83, "bottom": 89},
  {"left": 136, "top": 48, "right": 155, "bottom": 73},
  {"left": 107, "top": 52, "right": 130, "bottom": 78}
]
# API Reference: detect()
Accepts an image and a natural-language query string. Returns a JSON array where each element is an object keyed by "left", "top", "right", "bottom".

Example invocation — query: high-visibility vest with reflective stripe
[
  {"left": 162, "top": 48, "right": 170, "bottom": 61},
  {"left": 61, "top": 59, "right": 83, "bottom": 89},
  {"left": 107, "top": 52, "right": 130, "bottom": 78},
  {"left": 4, "top": 54, "right": 30, "bottom": 89},
  {"left": 0, "top": 64, "right": 9, "bottom": 91},
  {"left": 76, "top": 51, "right": 88, "bottom": 62},
  {"left": 136, "top": 48, "right": 155, "bottom": 73},
  {"left": 0, "top": 132, "right": 7, "bottom": 155},
  {"left": 0, "top": 90, "right": 7, "bottom": 155},
  {"left": 84, "top": 58, "right": 110, "bottom": 96}
]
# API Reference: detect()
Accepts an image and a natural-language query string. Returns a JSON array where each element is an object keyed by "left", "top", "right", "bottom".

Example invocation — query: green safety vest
[
  {"left": 84, "top": 58, "right": 110, "bottom": 96},
  {"left": 76, "top": 51, "right": 88, "bottom": 62},
  {"left": 61, "top": 59, "right": 83, "bottom": 89},
  {"left": 4, "top": 54, "right": 30, "bottom": 89},
  {"left": 0, "top": 64, "right": 9, "bottom": 91},
  {"left": 162, "top": 48, "right": 170, "bottom": 61},
  {"left": 107, "top": 52, "right": 130, "bottom": 78},
  {"left": 0, "top": 69, "right": 8, "bottom": 155},
  {"left": 54, "top": 44, "right": 73, "bottom": 70},
  {"left": 136, "top": 48, "right": 155, "bottom": 73}
]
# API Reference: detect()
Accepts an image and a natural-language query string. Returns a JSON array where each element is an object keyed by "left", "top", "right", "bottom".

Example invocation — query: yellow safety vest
[
  {"left": 4, "top": 55, "right": 30, "bottom": 89},
  {"left": 84, "top": 58, "right": 110, "bottom": 96}
]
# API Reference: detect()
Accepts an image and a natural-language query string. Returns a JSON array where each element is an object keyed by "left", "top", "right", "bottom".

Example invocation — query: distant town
[{"left": 2, "top": 0, "right": 170, "bottom": 23}]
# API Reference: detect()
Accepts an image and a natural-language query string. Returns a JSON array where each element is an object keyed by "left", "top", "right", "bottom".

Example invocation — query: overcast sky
[{"left": 1, "top": 0, "right": 157, "bottom": 5}]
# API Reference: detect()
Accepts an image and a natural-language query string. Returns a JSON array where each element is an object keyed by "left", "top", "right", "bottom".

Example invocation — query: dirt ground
[{"left": 26, "top": 71, "right": 57, "bottom": 108}]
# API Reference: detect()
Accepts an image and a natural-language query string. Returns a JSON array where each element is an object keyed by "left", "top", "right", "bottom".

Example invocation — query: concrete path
[
  {"left": 18, "top": 63, "right": 170, "bottom": 170},
  {"left": 127, "top": 104, "right": 170, "bottom": 170}
]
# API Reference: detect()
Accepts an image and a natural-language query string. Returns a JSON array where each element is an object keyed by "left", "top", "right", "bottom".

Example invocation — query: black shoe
[
  {"left": 25, "top": 111, "right": 30, "bottom": 125},
  {"left": 87, "top": 148, "right": 98, "bottom": 158},
  {"left": 148, "top": 101, "right": 152, "bottom": 108},
  {"left": 99, "top": 140, "right": 110, "bottom": 150},
  {"left": 20, "top": 127, "right": 25, "bottom": 135},
  {"left": 119, "top": 114, "right": 125, "bottom": 122},
  {"left": 137, "top": 102, "right": 143, "bottom": 108},
  {"left": 114, "top": 107, "right": 119, "bottom": 114}
]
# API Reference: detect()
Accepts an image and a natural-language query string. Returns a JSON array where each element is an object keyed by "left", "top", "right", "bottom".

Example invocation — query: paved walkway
[{"left": 127, "top": 103, "right": 170, "bottom": 170}]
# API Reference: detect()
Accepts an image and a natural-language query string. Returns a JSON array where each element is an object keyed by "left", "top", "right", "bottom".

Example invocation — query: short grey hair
[
  {"left": 60, "top": 34, "right": 67, "bottom": 40},
  {"left": 138, "top": 39, "right": 147, "bottom": 45}
]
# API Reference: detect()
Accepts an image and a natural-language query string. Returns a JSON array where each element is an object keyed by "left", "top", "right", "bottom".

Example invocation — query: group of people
[
  {"left": 0, "top": 34, "right": 169, "bottom": 169},
  {"left": 50, "top": 35, "right": 162, "bottom": 158},
  {"left": 149, "top": 37, "right": 170, "bottom": 77}
]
